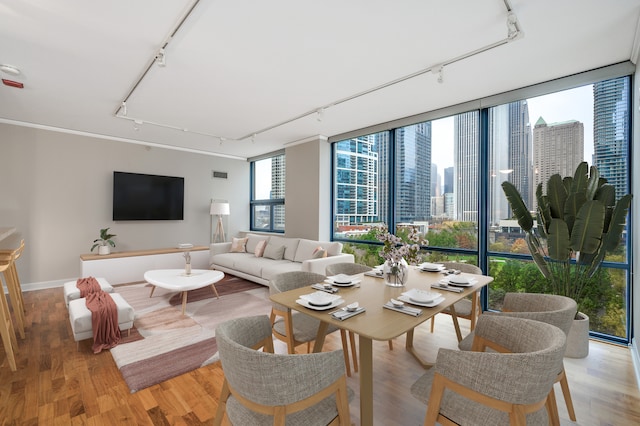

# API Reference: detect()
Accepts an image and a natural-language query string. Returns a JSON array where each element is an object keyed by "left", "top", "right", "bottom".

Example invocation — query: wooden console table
[{"left": 80, "top": 246, "right": 210, "bottom": 284}]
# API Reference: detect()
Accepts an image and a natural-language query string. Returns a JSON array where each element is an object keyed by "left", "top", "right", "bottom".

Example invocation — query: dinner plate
[
  {"left": 299, "top": 291, "right": 341, "bottom": 306},
  {"left": 445, "top": 276, "right": 477, "bottom": 287},
  {"left": 324, "top": 278, "right": 361, "bottom": 287},
  {"left": 296, "top": 297, "right": 345, "bottom": 311},
  {"left": 402, "top": 289, "right": 441, "bottom": 304},
  {"left": 397, "top": 294, "right": 445, "bottom": 308},
  {"left": 419, "top": 262, "right": 446, "bottom": 272}
]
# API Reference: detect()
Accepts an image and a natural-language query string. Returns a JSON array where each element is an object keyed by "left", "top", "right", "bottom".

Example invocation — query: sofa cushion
[
  {"left": 245, "top": 233, "right": 270, "bottom": 253},
  {"left": 233, "top": 256, "right": 279, "bottom": 277},
  {"left": 210, "top": 252, "right": 247, "bottom": 269},
  {"left": 263, "top": 243, "right": 285, "bottom": 260},
  {"left": 293, "top": 239, "right": 323, "bottom": 262},
  {"left": 324, "top": 241, "right": 343, "bottom": 256},
  {"left": 230, "top": 237, "right": 248, "bottom": 253},
  {"left": 254, "top": 240, "right": 267, "bottom": 257},
  {"left": 269, "top": 236, "right": 300, "bottom": 261},
  {"left": 262, "top": 262, "right": 308, "bottom": 282}
]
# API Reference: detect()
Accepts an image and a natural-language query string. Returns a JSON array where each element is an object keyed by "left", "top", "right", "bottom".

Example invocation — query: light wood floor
[{"left": 1, "top": 286, "right": 640, "bottom": 425}]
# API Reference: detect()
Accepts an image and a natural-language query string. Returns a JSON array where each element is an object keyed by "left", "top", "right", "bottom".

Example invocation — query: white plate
[
  {"left": 324, "top": 278, "right": 361, "bottom": 287},
  {"left": 397, "top": 294, "right": 445, "bottom": 308},
  {"left": 445, "top": 276, "right": 477, "bottom": 287},
  {"left": 419, "top": 263, "right": 445, "bottom": 272},
  {"left": 402, "top": 289, "right": 441, "bottom": 304},
  {"left": 296, "top": 297, "right": 345, "bottom": 311},
  {"left": 299, "top": 291, "right": 341, "bottom": 306}
]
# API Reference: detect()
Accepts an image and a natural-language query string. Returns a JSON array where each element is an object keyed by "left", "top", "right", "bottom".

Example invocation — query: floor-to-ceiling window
[
  {"left": 250, "top": 152, "right": 286, "bottom": 233},
  {"left": 331, "top": 71, "right": 632, "bottom": 343}
]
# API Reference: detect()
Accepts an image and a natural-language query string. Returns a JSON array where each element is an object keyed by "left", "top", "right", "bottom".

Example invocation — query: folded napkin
[
  {"left": 383, "top": 302, "right": 422, "bottom": 316},
  {"left": 311, "top": 283, "right": 339, "bottom": 293},
  {"left": 331, "top": 307, "right": 366, "bottom": 321},
  {"left": 431, "top": 282, "right": 464, "bottom": 293},
  {"left": 364, "top": 270, "right": 384, "bottom": 278}
]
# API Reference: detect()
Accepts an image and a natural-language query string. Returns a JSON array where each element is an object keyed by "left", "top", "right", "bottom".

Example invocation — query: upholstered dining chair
[
  {"left": 458, "top": 292, "right": 578, "bottom": 423},
  {"left": 214, "top": 315, "right": 353, "bottom": 426},
  {"left": 269, "top": 271, "right": 355, "bottom": 376},
  {"left": 429, "top": 262, "right": 482, "bottom": 341},
  {"left": 411, "top": 315, "right": 567, "bottom": 426}
]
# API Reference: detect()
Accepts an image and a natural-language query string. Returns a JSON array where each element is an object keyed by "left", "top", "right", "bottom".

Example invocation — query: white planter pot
[
  {"left": 98, "top": 245, "right": 111, "bottom": 255},
  {"left": 565, "top": 311, "right": 589, "bottom": 358}
]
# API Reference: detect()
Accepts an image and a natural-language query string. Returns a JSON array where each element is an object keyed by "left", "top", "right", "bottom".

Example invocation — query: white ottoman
[
  {"left": 68, "top": 293, "right": 135, "bottom": 345},
  {"left": 64, "top": 277, "right": 113, "bottom": 308}
]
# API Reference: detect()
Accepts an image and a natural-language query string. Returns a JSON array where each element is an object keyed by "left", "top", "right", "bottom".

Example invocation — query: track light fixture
[
  {"left": 432, "top": 65, "right": 444, "bottom": 84},
  {"left": 133, "top": 119, "right": 142, "bottom": 131},
  {"left": 121, "top": 101, "right": 127, "bottom": 116},
  {"left": 316, "top": 108, "right": 325, "bottom": 122},
  {"left": 155, "top": 48, "right": 166, "bottom": 67},
  {"left": 507, "top": 12, "right": 521, "bottom": 39}
]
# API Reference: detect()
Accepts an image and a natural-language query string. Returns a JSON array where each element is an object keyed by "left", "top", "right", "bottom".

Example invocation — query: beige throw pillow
[
  {"left": 312, "top": 246, "right": 327, "bottom": 258},
  {"left": 263, "top": 243, "right": 285, "bottom": 260},
  {"left": 254, "top": 239, "right": 267, "bottom": 257},
  {"left": 230, "top": 237, "right": 248, "bottom": 253}
]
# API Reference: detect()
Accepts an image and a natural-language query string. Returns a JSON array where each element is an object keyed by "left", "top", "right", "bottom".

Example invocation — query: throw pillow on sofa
[
  {"left": 254, "top": 240, "right": 267, "bottom": 257},
  {"left": 263, "top": 243, "right": 285, "bottom": 260},
  {"left": 230, "top": 237, "right": 248, "bottom": 253},
  {"left": 312, "top": 246, "right": 327, "bottom": 258}
]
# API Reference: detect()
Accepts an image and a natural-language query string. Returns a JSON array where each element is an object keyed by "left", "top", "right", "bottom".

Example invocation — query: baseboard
[
  {"left": 631, "top": 338, "right": 640, "bottom": 390},
  {"left": 20, "top": 278, "right": 69, "bottom": 292}
]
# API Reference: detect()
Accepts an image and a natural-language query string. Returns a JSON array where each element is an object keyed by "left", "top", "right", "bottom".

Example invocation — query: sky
[{"left": 431, "top": 84, "right": 595, "bottom": 171}]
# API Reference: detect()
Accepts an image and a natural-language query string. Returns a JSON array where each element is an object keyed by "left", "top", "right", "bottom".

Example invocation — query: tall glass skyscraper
[
  {"left": 395, "top": 123, "right": 431, "bottom": 223},
  {"left": 593, "top": 78, "right": 629, "bottom": 200},
  {"left": 455, "top": 112, "right": 479, "bottom": 222}
]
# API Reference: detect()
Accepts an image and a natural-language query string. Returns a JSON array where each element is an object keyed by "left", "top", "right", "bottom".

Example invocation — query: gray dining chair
[
  {"left": 269, "top": 271, "right": 355, "bottom": 376},
  {"left": 458, "top": 292, "right": 578, "bottom": 423},
  {"left": 429, "top": 262, "right": 482, "bottom": 341},
  {"left": 411, "top": 315, "right": 567, "bottom": 425},
  {"left": 214, "top": 315, "right": 353, "bottom": 425}
]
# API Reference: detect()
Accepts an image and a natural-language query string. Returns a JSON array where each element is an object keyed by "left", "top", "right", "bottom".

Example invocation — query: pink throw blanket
[{"left": 77, "top": 277, "right": 121, "bottom": 353}]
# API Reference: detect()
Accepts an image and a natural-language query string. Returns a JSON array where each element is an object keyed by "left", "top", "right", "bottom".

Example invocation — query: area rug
[{"left": 110, "top": 275, "right": 272, "bottom": 393}]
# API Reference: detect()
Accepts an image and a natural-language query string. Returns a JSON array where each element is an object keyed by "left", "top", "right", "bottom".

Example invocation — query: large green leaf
[
  {"left": 547, "top": 174, "right": 567, "bottom": 218},
  {"left": 536, "top": 184, "right": 551, "bottom": 234},
  {"left": 594, "top": 183, "right": 615, "bottom": 208},
  {"left": 501, "top": 181, "right": 533, "bottom": 231},
  {"left": 571, "top": 161, "right": 589, "bottom": 194},
  {"left": 571, "top": 200, "right": 605, "bottom": 254},
  {"left": 585, "top": 164, "right": 600, "bottom": 200},
  {"left": 526, "top": 234, "right": 551, "bottom": 279},
  {"left": 602, "top": 194, "right": 632, "bottom": 252},
  {"left": 547, "top": 218, "right": 571, "bottom": 261},
  {"left": 563, "top": 192, "right": 586, "bottom": 235}
]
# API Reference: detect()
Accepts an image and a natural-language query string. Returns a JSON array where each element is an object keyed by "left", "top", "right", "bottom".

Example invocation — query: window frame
[{"left": 249, "top": 152, "right": 286, "bottom": 233}]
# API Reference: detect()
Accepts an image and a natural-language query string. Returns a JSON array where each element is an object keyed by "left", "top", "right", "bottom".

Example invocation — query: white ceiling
[{"left": 1, "top": 0, "right": 639, "bottom": 160}]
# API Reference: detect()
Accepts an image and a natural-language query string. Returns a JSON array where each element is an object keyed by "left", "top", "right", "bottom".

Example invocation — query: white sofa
[{"left": 209, "top": 233, "right": 354, "bottom": 286}]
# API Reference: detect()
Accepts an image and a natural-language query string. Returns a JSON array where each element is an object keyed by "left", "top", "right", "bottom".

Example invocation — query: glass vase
[{"left": 383, "top": 258, "right": 409, "bottom": 287}]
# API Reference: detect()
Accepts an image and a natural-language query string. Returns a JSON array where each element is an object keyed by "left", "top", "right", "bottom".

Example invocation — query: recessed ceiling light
[{"left": 0, "top": 64, "right": 21, "bottom": 76}]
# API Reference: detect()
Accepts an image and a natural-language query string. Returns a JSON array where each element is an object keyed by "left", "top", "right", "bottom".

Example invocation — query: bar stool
[
  {"left": 0, "top": 262, "right": 18, "bottom": 371},
  {"left": 0, "top": 239, "right": 26, "bottom": 339}
]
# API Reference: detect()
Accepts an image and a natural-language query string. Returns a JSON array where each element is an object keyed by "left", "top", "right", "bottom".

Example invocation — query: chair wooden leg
[
  {"left": 559, "top": 368, "right": 577, "bottom": 421},
  {"left": 430, "top": 316, "right": 435, "bottom": 333},
  {"left": 387, "top": 339, "right": 393, "bottom": 350},
  {"left": 546, "top": 387, "right": 561, "bottom": 426},
  {"left": 213, "top": 380, "right": 230, "bottom": 426}
]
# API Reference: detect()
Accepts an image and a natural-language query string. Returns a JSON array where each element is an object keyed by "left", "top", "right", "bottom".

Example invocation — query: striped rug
[{"left": 110, "top": 275, "right": 271, "bottom": 393}]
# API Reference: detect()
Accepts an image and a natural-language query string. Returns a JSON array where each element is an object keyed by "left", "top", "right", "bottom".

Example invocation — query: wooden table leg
[
  {"left": 149, "top": 286, "right": 156, "bottom": 298},
  {"left": 405, "top": 328, "right": 435, "bottom": 369},
  {"left": 359, "top": 335, "right": 373, "bottom": 426},
  {"left": 181, "top": 291, "right": 188, "bottom": 315},
  {"left": 211, "top": 283, "right": 220, "bottom": 299},
  {"left": 311, "top": 321, "right": 329, "bottom": 353}
]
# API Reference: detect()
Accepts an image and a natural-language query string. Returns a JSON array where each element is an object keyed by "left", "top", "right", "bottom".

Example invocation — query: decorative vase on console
[
  {"left": 184, "top": 251, "right": 192, "bottom": 275},
  {"left": 376, "top": 225, "right": 428, "bottom": 287}
]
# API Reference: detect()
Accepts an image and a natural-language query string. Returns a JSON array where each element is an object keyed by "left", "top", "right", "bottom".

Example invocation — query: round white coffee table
[{"left": 144, "top": 269, "right": 225, "bottom": 315}]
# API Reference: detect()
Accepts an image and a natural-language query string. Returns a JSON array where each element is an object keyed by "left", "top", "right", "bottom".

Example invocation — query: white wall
[{"left": 0, "top": 123, "right": 249, "bottom": 285}]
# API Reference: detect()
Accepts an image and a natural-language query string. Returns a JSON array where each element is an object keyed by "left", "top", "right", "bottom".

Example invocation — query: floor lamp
[{"left": 210, "top": 201, "right": 230, "bottom": 243}]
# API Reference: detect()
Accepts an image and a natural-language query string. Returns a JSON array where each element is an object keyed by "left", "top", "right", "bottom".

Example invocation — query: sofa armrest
[
  {"left": 301, "top": 253, "right": 355, "bottom": 275},
  {"left": 209, "top": 242, "right": 232, "bottom": 261}
]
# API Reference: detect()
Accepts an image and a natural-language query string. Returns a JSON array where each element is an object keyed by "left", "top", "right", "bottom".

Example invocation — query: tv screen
[{"left": 113, "top": 171, "right": 184, "bottom": 220}]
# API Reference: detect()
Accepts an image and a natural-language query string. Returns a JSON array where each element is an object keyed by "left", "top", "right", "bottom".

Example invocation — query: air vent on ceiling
[{"left": 212, "top": 171, "right": 228, "bottom": 179}]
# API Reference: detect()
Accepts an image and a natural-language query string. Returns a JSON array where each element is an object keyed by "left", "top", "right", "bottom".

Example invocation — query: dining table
[{"left": 269, "top": 265, "right": 493, "bottom": 426}]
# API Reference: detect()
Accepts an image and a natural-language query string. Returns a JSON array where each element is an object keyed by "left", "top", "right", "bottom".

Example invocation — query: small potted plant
[{"left": 91, "top": 227, "right": 117, "bottom": 255}]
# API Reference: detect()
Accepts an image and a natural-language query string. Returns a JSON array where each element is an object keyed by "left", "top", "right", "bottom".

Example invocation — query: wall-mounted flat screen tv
[{"left": 113, "top": 171, "right": 184, "bottom": 220}]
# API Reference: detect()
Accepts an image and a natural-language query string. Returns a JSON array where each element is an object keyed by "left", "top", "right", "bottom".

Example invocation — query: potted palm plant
[
  {"left": 91, "top": 227, "right": 117, "bottom": 255},
  {"left": 501, "top": 161, "right": 632, "bottom": 357}
]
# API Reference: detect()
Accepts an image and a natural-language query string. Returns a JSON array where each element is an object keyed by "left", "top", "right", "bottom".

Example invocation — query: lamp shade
[{"left": 210, "top": 202, "right": 230, "bottom": 216}]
